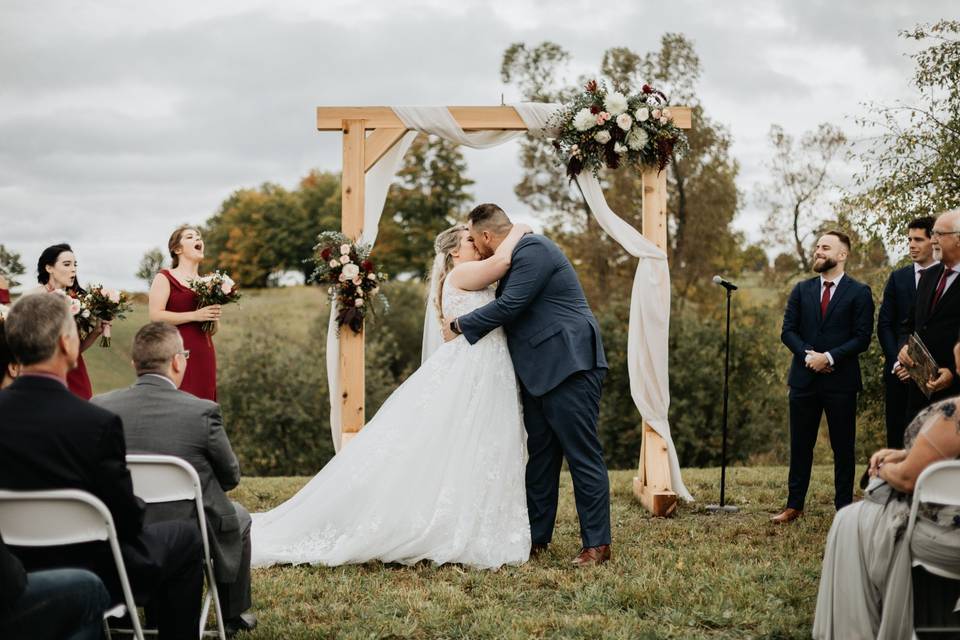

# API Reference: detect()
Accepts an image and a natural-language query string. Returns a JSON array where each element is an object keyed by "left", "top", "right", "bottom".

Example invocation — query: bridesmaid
[
  {"left": 0, "top": 273, "right": 10, "bottom": 304},
  {"left": 29, "top": 244, "right": 104, "bottom": 399},
  {"left": 148, "top": 224, "right": 221, "bottom": 400}
]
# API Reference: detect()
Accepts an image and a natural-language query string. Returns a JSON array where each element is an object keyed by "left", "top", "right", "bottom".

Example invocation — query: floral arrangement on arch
[
  {"left": 312, "top": 231, "right": 387, "bottom": 334},
  {"left": 548, "top": 80, "right": 689, "bottom": 178}
]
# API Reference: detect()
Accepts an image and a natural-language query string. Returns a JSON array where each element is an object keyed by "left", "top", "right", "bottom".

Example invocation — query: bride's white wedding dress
[{"left": 250, "top": 281, "right": 530, "bottom": 569}]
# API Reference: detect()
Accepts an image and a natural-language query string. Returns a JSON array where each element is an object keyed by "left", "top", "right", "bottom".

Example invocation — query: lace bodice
[{"left": 441, "top": 279, "right": 495, "bottom": 319}]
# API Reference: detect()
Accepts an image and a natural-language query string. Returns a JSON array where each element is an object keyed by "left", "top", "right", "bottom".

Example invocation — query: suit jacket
[
  {"left": 0, "top": 375, "right": 147, "bottom": 576},
  {"left": 0, "top": 534, "right": 26, "bottom": 608},
  {"left": 457, "top": 234, "right": 607, "bottom": 396},
  {"left": 781, "top": 275, "right": 875, "bottom": 392},
  {"left": 904, "top": 263, "right": 960, "bottom": 401},
  {"left": 93, "top": 375, "right": 242, "bottom": 582},
  {"left": 877, "top": 265, "right": 918, "bottom": 369}
]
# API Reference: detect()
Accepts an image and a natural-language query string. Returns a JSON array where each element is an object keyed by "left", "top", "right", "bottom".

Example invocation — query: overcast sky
[{"left": 1, "top": 0, "right": 953, "bottom": 290}]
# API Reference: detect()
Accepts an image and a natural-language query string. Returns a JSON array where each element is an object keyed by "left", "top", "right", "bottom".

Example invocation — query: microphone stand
[{"left": 707, "top": 282, "right": 739, "bottom": 514}]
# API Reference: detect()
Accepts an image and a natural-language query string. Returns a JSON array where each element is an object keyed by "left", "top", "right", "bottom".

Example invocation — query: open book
[{"left": 904, "top": 333, "right": 939, "bottom": 399}]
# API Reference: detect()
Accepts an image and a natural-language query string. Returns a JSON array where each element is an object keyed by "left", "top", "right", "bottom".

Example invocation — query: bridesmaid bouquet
[
  {"left": 188, "top": 271, "right": 241, "bottom": 333},
  {"left": 83, "top": 285, "right": 133, "bottom": 347},
  {"left": 53, "top": 289, "right": 96, "bottom": 337},
  {"left": 312, "top": 231, "right": 387, "bottom": 334}
]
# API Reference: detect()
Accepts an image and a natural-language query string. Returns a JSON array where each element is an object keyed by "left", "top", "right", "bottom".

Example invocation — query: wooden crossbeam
[{"left": 318, "top": 106, "right": 692, "bottom": 132}]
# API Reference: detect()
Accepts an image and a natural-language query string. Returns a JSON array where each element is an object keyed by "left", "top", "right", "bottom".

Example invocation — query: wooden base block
[{"left": 633, "top": 476, "right": 678, "bottom": 517}]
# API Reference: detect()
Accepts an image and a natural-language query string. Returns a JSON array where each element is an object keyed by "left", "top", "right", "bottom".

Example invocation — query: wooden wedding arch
[{"left": 317, "top": 105, "right": 691, "bottom": 517}]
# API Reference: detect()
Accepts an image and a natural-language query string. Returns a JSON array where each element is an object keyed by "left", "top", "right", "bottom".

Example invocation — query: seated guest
[
  {"left": 0, "top": 532, "right": 110, "bottom": 640},
  {"left": 94, "top": 322, "right": 257, "bottom": 635},
  {"left": 813, "top": 330, "right": 960, "bottom": 639},
  {"left": 0, "top": 294, "right": 203, "bottom": 640},
  {"left": 0, "top": 312, "right": 20, "bottom": 388}
]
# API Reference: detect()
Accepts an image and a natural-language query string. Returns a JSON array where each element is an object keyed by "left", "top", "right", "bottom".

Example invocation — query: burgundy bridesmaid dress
[
  {"left": 160, "top": 270, "right": 217, "bottom": 401},
  {"left": 67, "top": 355, "right": 93, "bottom": 400}
]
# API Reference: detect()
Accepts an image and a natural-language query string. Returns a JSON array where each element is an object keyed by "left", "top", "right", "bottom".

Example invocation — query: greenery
[
  {"left": 135, "top": 248, "right": 166, "bottom": 289},
  {"left": 849, "top": 19, "right": 960, "bottom": 239},
  {"left": 0, "top": 244, "right": 26, "bottom": 287},
  {"left": 231, "top": 465, "right": 846, "bottom": 639}
]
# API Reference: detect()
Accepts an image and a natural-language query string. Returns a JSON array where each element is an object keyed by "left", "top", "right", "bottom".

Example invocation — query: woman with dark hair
[
  {"left": 24, "top": 244, "right": 103, "bottom": 399},
  {"left": 147, "top": 225, "right": 220, "bottom": 400},
  {"left": 0, "top": 312, "right": 20, "bottom": 389}
]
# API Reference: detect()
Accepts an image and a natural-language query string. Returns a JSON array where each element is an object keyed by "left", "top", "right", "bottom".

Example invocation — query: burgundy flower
[
  {"left": 642, "top": 84, "right": 653, "bottom": 94},
  {"left": 585, "top": 79, "right": 599, "bottom": 93},
  {"left": 320, "top": 247, "right": 332, "bottom": 260},
  {"left": 361, "top": 260, "right": 374, "bottom": 272},
  {"left": 589, "top": 105, "right": 601, "bottom": 115}
]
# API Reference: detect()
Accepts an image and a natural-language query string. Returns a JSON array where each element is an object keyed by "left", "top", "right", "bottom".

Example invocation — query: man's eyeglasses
[
  {"left": 177, "top": 350, "right": 191, "bottom": 360},
  {"left": 931, "top": 230, "right": 960, "bottom": 238}
]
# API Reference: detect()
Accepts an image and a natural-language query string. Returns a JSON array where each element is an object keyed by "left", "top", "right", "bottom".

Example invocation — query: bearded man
[{"left": 772, "top": 231, "right": 875, "bottom": 524}]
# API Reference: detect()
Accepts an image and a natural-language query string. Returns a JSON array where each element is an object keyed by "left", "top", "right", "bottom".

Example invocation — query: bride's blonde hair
[{"left": 430, "top": 224, "right": 467, "bottom": 323}]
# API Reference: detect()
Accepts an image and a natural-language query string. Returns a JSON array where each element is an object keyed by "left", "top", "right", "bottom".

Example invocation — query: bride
[{"left": 251, "top": 223, "right": 533, "bottom": 569}]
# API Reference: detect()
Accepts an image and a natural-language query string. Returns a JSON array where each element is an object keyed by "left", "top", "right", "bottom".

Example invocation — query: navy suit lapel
[{"left": 805, "top": 278, "right": 821, "bottom": 324}]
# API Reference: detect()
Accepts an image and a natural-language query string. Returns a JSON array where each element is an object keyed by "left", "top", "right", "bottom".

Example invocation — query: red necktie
[
  {"left": 820, "top": 281, "right": 833, "bottom": 319},
  {"left": 931, "top": 268, "right": 954, "bottom": 309}
]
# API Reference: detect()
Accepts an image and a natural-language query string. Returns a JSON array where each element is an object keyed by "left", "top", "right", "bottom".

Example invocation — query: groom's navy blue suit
[{"left": 458, "top": 234, "right": 611, "bottom": 548}]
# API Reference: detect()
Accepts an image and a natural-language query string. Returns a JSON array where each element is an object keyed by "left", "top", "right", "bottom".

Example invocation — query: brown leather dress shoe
[
  {"left": 530, "top": 543, "right": 549, "bottom": 558},
  {"left": 571, "top": 545, "right": 611, "bottom": 567},
  {"left": 770, "top": 508, "right": 803, "bottom": 524}
]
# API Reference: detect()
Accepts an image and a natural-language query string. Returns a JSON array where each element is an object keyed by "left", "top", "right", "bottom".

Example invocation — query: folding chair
[
  {"left": 0, "top": 488, "right": 145, "bottom": 640},
  {"left": 126, "top": 454, "right": 227, "bottom": 640},
  {"left": 906, "top": 459, "right": 960, "bottom": 637}
]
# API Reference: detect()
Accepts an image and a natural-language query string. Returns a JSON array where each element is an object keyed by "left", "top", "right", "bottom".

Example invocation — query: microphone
[{"left": 712, "top": 275, "right": 738, "bottom": 291}]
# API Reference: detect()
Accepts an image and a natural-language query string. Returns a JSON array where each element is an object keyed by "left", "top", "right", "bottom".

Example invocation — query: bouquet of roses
[
  {"left": 188, "top": 271, "right": 240, "bottom": 333},
  {"left": 53, "top": 289, "right": 96, "bottom": 337},
  {"left": 312, "top": 231, "right": 387, "bottom": 334},
  {"left": 83, "top": 285, "right": 133, "bottom": 347}
]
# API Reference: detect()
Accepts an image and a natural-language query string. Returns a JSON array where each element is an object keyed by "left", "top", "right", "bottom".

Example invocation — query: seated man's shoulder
[{"left": 174, "top": 390, "right": 220, "bottom": 415}]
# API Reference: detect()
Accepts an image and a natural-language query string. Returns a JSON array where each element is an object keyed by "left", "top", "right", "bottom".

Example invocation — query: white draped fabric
[{"left": 323, "top": 104, "right": 692, "bottom": 502}]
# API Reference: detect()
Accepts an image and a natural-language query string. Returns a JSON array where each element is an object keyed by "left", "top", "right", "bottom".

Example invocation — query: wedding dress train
[{"left": 250, "top": 282, "right": 530, "bottom": 569}]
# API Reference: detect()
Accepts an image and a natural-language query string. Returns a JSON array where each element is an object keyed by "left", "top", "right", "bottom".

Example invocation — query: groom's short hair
[{"left": 468, "top": 203, "right": 512, "bottom": 235}]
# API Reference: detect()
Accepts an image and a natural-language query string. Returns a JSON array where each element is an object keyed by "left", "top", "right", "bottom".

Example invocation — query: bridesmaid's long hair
[
  {"left": 430, "top": 224, "right": 467, "bottom": 323},
  {"left": 168, "top": 224, "right": 201, "bottom": 268},
  {"left": 37, "top": 243, "right": 85, "bottom": 295}
]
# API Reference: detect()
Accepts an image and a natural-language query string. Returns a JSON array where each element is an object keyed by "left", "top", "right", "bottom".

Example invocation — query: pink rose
[
  {"left": 354, "top": 298, "right": 364, "bottom": 307},
  {"left": 652, "top": 109, "right": 662, "bottom": 119},
  {"left": 106, "top": 289, "right": 121, "bottom": 304},
  {"left": 221, "top": 282, "right": 233, "bottom": 295}
]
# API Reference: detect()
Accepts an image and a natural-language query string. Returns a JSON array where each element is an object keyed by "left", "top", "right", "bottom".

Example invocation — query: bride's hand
[{"left": 441, "top": 317, "right": 457, "bottom": 342}]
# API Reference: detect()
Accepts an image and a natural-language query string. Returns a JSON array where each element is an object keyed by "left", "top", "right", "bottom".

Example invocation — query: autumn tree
[
  {"left": 501, "top": 35, "right": 743, "bottom": 307},
  {"left": 136, "top": 248, "right": 166, "bottom": 289},
  {"left": 756, "top": 123, "right": 847, "bottom": 272},
  {"left": 849, "top": 20, "right": 960, "bottom": 237}
]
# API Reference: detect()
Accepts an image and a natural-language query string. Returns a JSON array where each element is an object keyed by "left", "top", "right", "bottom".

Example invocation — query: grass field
[{"left": 231, "top": 465, "right": 847, "bottom": 640}]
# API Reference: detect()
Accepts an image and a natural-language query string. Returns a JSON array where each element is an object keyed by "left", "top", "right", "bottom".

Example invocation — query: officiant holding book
[{"left": 897, "top": 209, "right": 960, "bottom": 420}]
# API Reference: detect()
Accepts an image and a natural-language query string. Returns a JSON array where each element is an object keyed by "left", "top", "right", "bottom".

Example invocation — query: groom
[{"left": 446, "top": 203, "right": 612, "bottom": 567}]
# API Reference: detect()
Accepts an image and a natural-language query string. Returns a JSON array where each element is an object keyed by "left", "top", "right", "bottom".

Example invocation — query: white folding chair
[
  {"left": 126, "top": 454, "right": 227, "bottom": 640},
  {"left": 905, "top": 459, "right": 960, "bottom": 636},
  {"left": 0, "top": 488, "right": 145, "bottom": 640}
]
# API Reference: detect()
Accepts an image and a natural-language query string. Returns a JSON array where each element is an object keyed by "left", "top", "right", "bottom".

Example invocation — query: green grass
[
  {"left": 230, "top": 465, "right": 846, "bottom": 639},
  {"left": 82, "top": 287, "right": 328, "bottom": 394}
]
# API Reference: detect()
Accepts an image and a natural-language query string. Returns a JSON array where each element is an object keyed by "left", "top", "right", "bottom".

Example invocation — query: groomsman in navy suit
[
  {"left": 773, "top": 231, "right": 875, "bottom": 524},
  {"left": 876, "top": 216, "right": 936, "bottom": 448}
]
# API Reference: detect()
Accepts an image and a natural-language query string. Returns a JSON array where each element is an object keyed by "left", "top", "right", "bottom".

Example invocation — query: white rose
[
  {"left": 354, "top": 298, "right": 364, "bottom": 307},
  {"left": 604, "top": 91, "right": 628, "bottom": 115},
  {"left": 81, "top": 309, "right": 90, "bottom": 318},
  {"left": 342, "top": 263, "right": 360, "bottom": 279},
  {"left": 660, "top": 116, "right": 669, "bottom": 125},
  {"left": 339, "top": 255, "right": 351, "bottom": 265},
  {"left": 106, "top": 289, "right": 121, "bottom": 304},
  {"left": 367, "top": 273, "right": 377, "bottom": 280},
  {"left": 635, "top": 107, "right": 650, "bottom": 122},
  {"left": 626, "top": 128, "right": 650, "bottom": 150},
  {"left": 329, "top": 259, "right": 339, "bottom": 268},
  {"left": 652, "top": 108, "right": 662, "bottom": 119},
  {"left": 613, "top": 142, "right": 628, "bottom": 155},
  {"left": 572, "top": 108, "right": 596, "bottom": 132},
  {"left": 616, "top": 113, "right": 632, "bottom": 131},
  {"left": 340, "top": 244, "right": 351, "bottom": 255},
  {"left": 594, "top": 130, "right": 611, "bottom": 144},
  {"left": 221, "top": 282, "right": 233, "bottom": 295}
]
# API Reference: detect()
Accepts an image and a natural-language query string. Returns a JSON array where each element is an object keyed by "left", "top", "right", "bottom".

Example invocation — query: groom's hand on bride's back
[{"left": 442, "top": 316, "right": 458, "bottom": 342}]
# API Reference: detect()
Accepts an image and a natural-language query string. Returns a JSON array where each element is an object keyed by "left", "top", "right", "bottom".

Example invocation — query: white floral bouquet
[
  {"left": 52, "top": 288, "right": 96, "bottom": 337},
  {"left": 83, "top": 285, "right": 133, "bottom": 347},
  {"left": 188, "top": 271, "right": 240, "bottom": 333},
  {"left": 548, "top": 79, "right": 688, "bottom": 178},
  {"left": 312, "top": 231, "right": 387, "bottom": 334}
]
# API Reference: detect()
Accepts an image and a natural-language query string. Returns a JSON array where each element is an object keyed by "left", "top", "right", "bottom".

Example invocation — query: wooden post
[
  {"left": 633, "top": 168, "right": 679, "bottom": 517},
  {"left": 339, "top": 119, "right": 366, "bottom": 448}
]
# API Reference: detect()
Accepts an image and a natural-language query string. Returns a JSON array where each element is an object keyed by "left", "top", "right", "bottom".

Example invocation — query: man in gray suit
[{"left": 93, "top": 322, "right": 256, "bottom": 635}]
